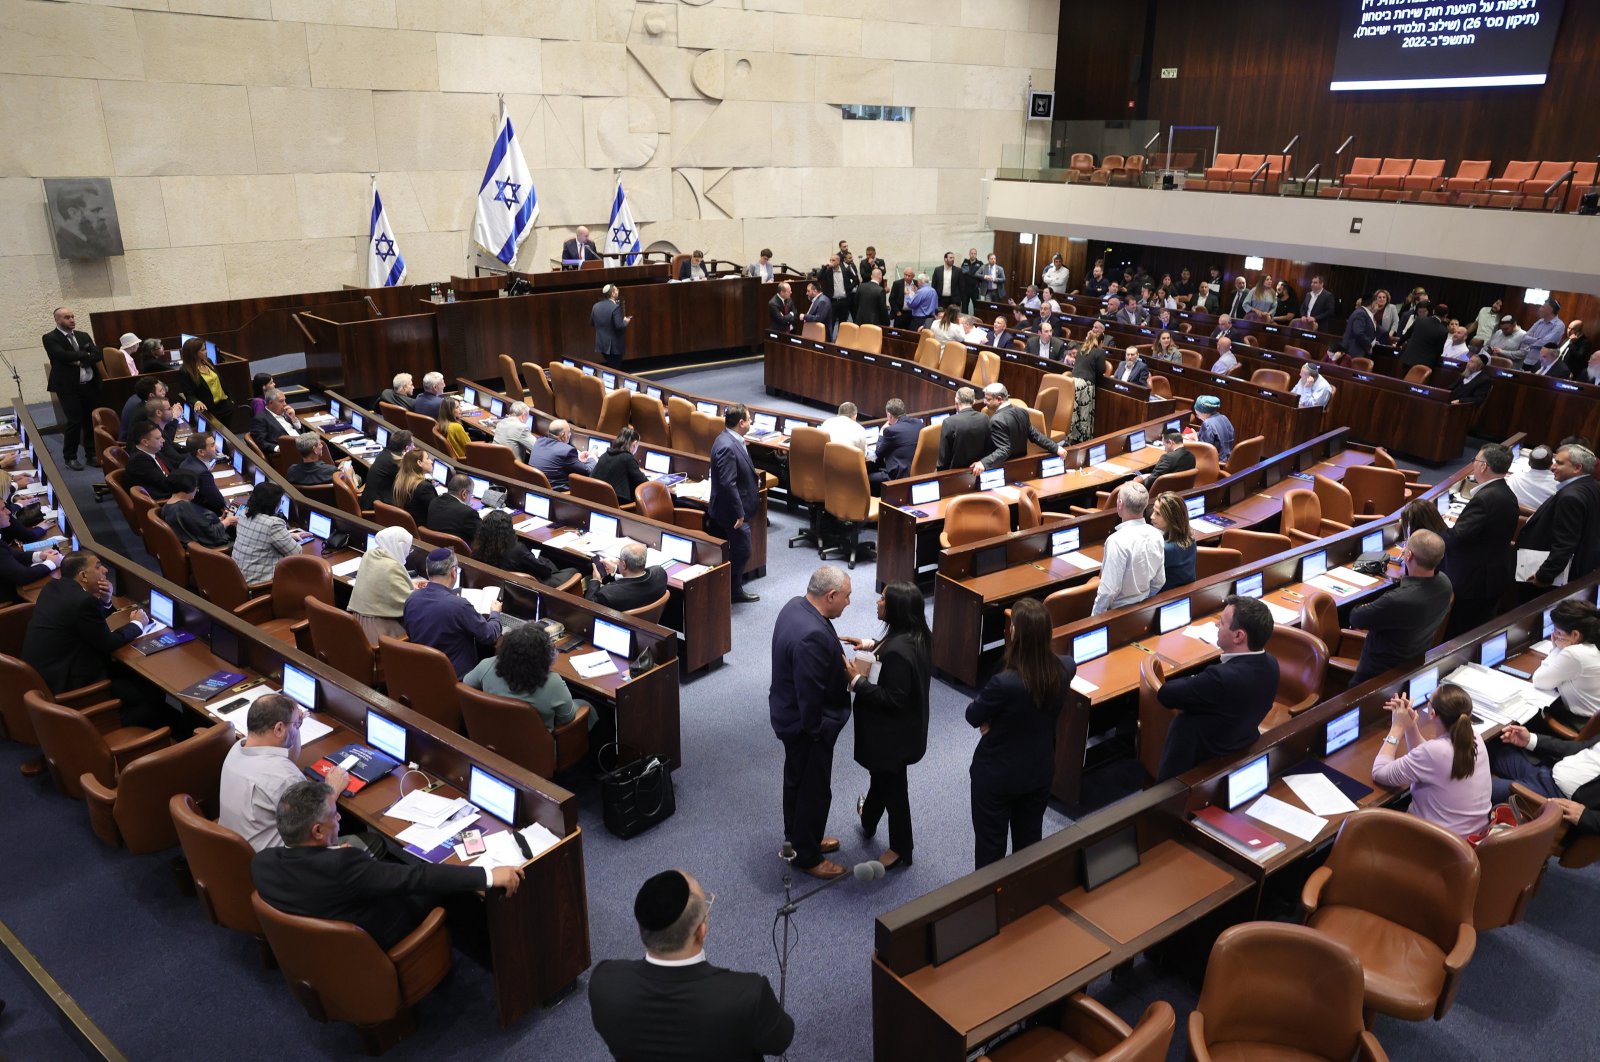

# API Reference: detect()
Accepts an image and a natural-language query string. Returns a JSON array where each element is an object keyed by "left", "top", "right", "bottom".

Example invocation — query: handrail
[
  {"left": 290, "top": 312, "right": 315, "bottom": 346},
  {"left": 363, "top": 295, "right": 381, "bottom": 318},
  {"left": 1280, "top": 134, "right": 1299, "bottom": 182},
  {"left": 1247, "top": 158, "right": 1271, "bottom": 193},
  {"left": 1543, "top": 169, "right": 1577, "bottom": 213},
  {"left": 1333, "top": 134, "right": 1354, "bottom": 180},
  {"left": 1304, "top": 162, "right": 1323, "bottom": 198}
]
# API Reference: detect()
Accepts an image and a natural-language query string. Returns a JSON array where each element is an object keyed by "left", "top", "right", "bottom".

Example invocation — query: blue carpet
[{"left": 4, "top": 368, "right": 1596, "bottom": 1061}]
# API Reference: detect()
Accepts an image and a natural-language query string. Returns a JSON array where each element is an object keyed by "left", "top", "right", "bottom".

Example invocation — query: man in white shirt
[
  {"left": 219, "top": 694, "right": 349, "bottom": 851},
  {"left": 1092, "top": 481, "right": 1166, "bottom": 614},
  {"left": 818, "top": 401, "right": 867, "bottom": 454},
  {"left": 1507, "top": 445, "right": 1559, "bottom": 509},
  {"left": 1211, "top": 336, "right": 1239, "bottom": 376},
  {"left": 1290, "top": 363, "right": 1333, "bottom": 407},
  {"left": 493, "top": 401, "right": 537, "bottom": 460},
  {"left": 1042, "top": 254, "right": 1069, "bottom": 296},
  {"left": 1020, "top": 285, "right": 1042, "bottom": 311},
  {"left": 1441, "top": 324, "right": 1471, "bottom": 362}
]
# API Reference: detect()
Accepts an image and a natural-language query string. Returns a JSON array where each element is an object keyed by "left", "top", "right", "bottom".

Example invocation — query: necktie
[{"left": 155, "top": 455, "right": 169, "bottom": 474}]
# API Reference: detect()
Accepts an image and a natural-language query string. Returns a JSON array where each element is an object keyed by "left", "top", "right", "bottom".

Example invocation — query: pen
[
  {"left": 1132, "top": 642, "right": 1154, "bottom": 654},
  {"left": 1282, "top": 590, "right": 1303, "bottom": 600}
]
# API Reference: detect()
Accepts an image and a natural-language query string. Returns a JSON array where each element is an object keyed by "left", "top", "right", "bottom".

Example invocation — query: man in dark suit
[
  {"left": 426, "top": 473, "right": 484, "bottom": 545},
  {"left": 1025, "top": 321, "right": 1065, "bottom": 359},
  {"left": 1157, "top": 596, "right": 1280, "bottom": 779},
  {"left": 590, "top": 869, "right": 794, "bottom": 1061},
  {"left": 1450, "top": 353, "right": 1494, "bottom": 406},
  {"left": 588, "top": 541, "right": 669, "bottom": 612},
  {"left": 178, "top": 433, "right": 227, "bottom": 516},
  {"left": 1110, "top": 345, "right": 1151, "bottom": 385},
  {"left": 591, "top": 284, "right": 630, "bottom": 368},
  {"left": 249, "top": 388, "right": 303, "bottom": 454},
  {"left": 1300, "top": 275, "right": 1337, "bottom": 331},
  {"left": 708, "top": 405, "right": 761, "bottom": 603},
  {"left": 1349, "top": 530, "right": 1454, "bottom": 685},
  {"left": 872, "top": 398, "right": 923, "bottom": 488},
  {"left": 816, "top": 254, "right": 855, "bottom": 334},
  {"left": 360, "top": 429, "right": 409, "bottom": 509},
  {"left": 1340, "top": 301, "right": 1378, "bottom": 361},
  {"left": 1487, "top": 724, "right": 1600, "bottom": 835},
  {"left": 1443, "top": 444, "right": 1520, "bottom": 637},
  {"left": 767, "top": 281, "right": 798, "bottom": 334},
  {"left": 930, "top": 251, "right": 966, "bottom": 310},
  {"left": 1142, "top": 429, "right": 1196, "bottom": 487},
  {"left": 560, "top": 226, "right": 600, "bottom": 268},
  {"left": 528, "top": 420, "right": 594, "bottom": 491},
  {"left": 770, "top": 566, "right": 855, "bottom": 878},
  {"left": 1210, "top": 313, "right": 1236, "bottom": 342},
  {"left": 937, "top": 387, "right": 991, "bottom": 471},
  {"left": 379, "top": 372, "right": 417, "bottom": 410},
  {"left": 253, "top": 779, "right": 522, "bottom": 950},
  {"left": 125, "top": 396, "right": 185, "bottom": 468},
  {"left": 125, "top": 421, "right": 178, "bottom": 500},
  {"left": 888, "top": 267, "right": 918, "bottom": 328},
  {"left": 854, "top": 268, "right": 888, "bottom": 327},
  {"left": 970, "top": 382, "right": 1061, "bottom": 473},
  {"left": 1399, "top": 301, "right": 1447, "bottom": 370},
  {"left": 1191, "top": 281, "right": 1220, "bottom": 315},
  {"left": 802, "top": 282, "right": 832, "bottom": 340},
  {"left": 1530, "top": 343, "right": 1572, "bottom": 379},
  {"left": 42, "top": 307, "right": 101, "bottom": 470},
  {"left": 1517, "top": 443, "right": 1600, "bottom": 598}
]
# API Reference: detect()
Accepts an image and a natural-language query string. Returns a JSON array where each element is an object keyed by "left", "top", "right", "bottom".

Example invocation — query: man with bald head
[
  {"left": 561, "top": 226, "right": 600, "bottom": 269},
  {"left": 1347, "top": 529, "right": 1454, "bottom": 686},
  {"left": 43, "top": 306, "right": 103, "bottom": 470}
]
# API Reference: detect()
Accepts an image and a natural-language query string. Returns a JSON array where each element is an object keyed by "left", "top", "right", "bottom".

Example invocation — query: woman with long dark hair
[
  {"left": 472, "top": 508, "right": 580, "bottom": 587},
  {"left": 392, "top": 449, "right": 438, "bottom": 527},
  {"left": 849, "top": 581, "right": 932, "bottom": 871},
  {"left": 438, "top": 396, "right": 470, "bottom": 460},
  {"left": 1372, "top": 683, "right": 1490, "bottom": 839},
  {"left": 176, "top": 337, "right": 234, "bottom": 421},
  {"left": 593, "top": 425, "right": 648, "bottom": 504},
  {"left": 966, "top": 597, "right": 1075, "bottom": 868},
  {"left": 463, "top": 623, "right": 591, "bottom": 731},
  {"left": 1532, "top": 598, "right": 1600, "bottom": 731}
]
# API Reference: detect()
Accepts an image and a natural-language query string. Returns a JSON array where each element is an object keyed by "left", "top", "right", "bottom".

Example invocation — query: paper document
[
  {"left": 572, "top": 650, "right": 619, "bottom": 678},
  {"left": 1283, "top": 773, "right": 1360, "bottom": 816},
  {"left": 514, "top": 516, "right": 552, "bottom": 533},
  {"left": 1264, "top": 601, "right": 1299, "bottom": 625},
  {"left": 1057, "top": 550, "right": 1100, "bottom": 570},
  {"left": 543, "top": 530, "right": 589, "bottom": 552},
  {"left": 396, "top": 807, "right": 480, "bottom": 851},
  {"left": 1183, "top": 622, "right": 1220, "bottom": 645},
  {"left": 673, "top": 480, "right": 711, "bottom": 503},
  {"left": 471, "top": 823, "right": 562, "bottom": 870},
  {"left": 1328, "top": 566, "right": 1379, "bottom": 588},
  {"left": 673, "top": 563, "right": 709, "bottom": 580},
  {"left": 386, "top": 791, "right": 469, "bottom": 828},
  {"left": 299, "top": 716, "right": 334, "bottom": 744},
  {"left": 1069, "top": 675, "right": 1099, "bottom": 696},
  {"left": 219, "top": 484, "right": 253, "bottom": 497},
  {"left": 460, "top": 586, "right": 501, "bottom": 615},
  {"left": 1530, "top": 639, "right": 1555, "bottom": 655},
  {"left": 1245, "top": 793, "right": 1328, "bottom": 842},
  {"left": 330, "top": 557, "right": 363, "bottom": 577},
  {"left": 991, "top": 486, "right": 1020, "bottom": 502},
  {"left": 1306, "top": 573, "right": 1361, "bottom": 596}
]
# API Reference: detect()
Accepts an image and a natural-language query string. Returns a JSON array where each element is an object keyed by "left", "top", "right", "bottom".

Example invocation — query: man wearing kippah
[
  {"left": 589, "top": 869, "right": 794, "bottom": 1060},
  {"left": 1192, "top": 394, "right": 1235, "bottom": 463},
  {"left": 401, "top": 548, "right": 503, "bottom": 677}
]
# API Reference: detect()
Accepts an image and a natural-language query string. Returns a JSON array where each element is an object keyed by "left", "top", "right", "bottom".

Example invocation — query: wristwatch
[{"left": 1383, "top": 735, "right": 1400, "bottom": 746}]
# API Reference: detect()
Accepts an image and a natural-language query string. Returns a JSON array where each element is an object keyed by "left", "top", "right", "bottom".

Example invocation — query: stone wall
[{"left": 0, "top": 0, "right": 1056, "bottom": 400}]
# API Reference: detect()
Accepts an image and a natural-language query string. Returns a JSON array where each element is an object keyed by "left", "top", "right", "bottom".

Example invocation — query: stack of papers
[
  {"left": 1056, "top": 550, "right": 1100, "bottom": 570},
  {"left": 1264, "top": 600, "right": 1299, "bottom": 625},
  {"left": 397, "top": 805, "right": 480, "bottom": 851},
  {"left": 386, "top": 791, "right": 470, "bottom": 828},
  {"left": 461, "top": 586, "right": 500, "bottom": 615},
  {"left": 1445, "top": 662, "right": 1552, "bottom": 726},
  {"left": 1306, "top": 573, "right": 1363, "bottom": 596},
  {"left": 1183, "top": 622, "right": 1220, "bottom": 645},
  {"left": 514, "top": 516, "right": 552, "bottom": 533},
  {"left": 673, "top": 563, "right": 709, "bottom": 580},
  {"left": 544, "top": 530, "right": 591, "bottom": 552},
  {"left": 1245, "top": 793, "right": 1328, "bottom": 842},
  {"left": 1283, "top": 773, "right": 1360, "bottom": 816},
  {"left": 572, "top": 650, "right": 618, "bottom": 678},
  {"left": 1069, "top": 675, "right": 1098, "bottom": 696},
  {"left": 1327, "top": 566, "right": 1378, "bottom": 588},
  {"left": 330, "top": 556, "right": 364, "bottom": 577},
  {"left": 470, "top": 823, "right": 562, "bottom": 870},
  {"left": 673, "top": 480, "right": 712, "bottom": 503}
]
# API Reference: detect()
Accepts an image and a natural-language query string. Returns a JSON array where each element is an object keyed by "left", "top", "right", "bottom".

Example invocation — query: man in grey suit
[
  {"left": 747, "top": 248, "right": 776, "bottom": 282},
  {"left": 493, "top": 401, "right": 537, "bottom": 461},
  {"left": 591, "top": 284, "right": 631, "bottom": 368}
]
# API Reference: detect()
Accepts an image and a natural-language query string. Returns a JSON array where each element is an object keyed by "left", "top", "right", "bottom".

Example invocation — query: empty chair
[
  {"left": 939, "top": 494, "right": 1009, "bottom": 548},
  {"left": 1341, "top": 157, "right": 1383, "bottom": 187},
  {"left": 379, "top": 637, "right": 462, "bottom": 730},
  {"left": 908, "top": 423, "right": 941, "bottom": 478},
  {"left": 1043, "top": 581, "right": 1098, "bottom": 629},
  {"left": 1136, "top": 655, "right": 1174, "bottom": 779},
  {"left": 786, "top": 426, "right": 829, "bottom": 549},
  {"left": 464, "top": 440, "right": 521, "bottom": 479},
  {"left": 1344, "top": 464, "right": 1408, "bottom": 516},
  {"left": 835, "top": 321, "right": 860, "bottom": 349},
  {"left": 855, "top": 324, "right": 883, "bottom": 354},
  {"left": 1442, "top": 159, "right": 1492, "bottom": 193},
  {"left": 1194, "top": 546, "right": 1243, "bottom": 580},
  {"left": 633, "top": 480, "right": 703, "bottom": 532},
  {"left": 1188, "top": 922, "right": 1386, "bottom": 1062},
  {"left": 414, "top": 528, "right": 471, "bottom": 558},
  {"left": 1249, "top": 367, "right": 1291, "bottom": 391},
  {"left": 596, "top": 389, "right": 631, "bottom": 436},
  {"left": 522, "top": 361, "right": 556, "bottom": 413},
  {"left": 1180, "top": 348, "right": 1204, "bottom": 369},
  {"left": 142, "top": 508, "right": 192, "bottom": 587},
  {"left": 913, "top": 334, "right": 942, "bottom": 368},
  {"left": 234, "top": 554, "right": 334, "bottom": 643},
  {"left": 1147, "top": 468, "right": 1197, "bottom": 497},
  {"left": 1069, "top": 152, "right": 1096, "bottom": 177},
  {"left": 1016, "top": 487, "right": 1043, "bottom": 530},
  {"left": 1218, "top": 529, "right": 1291, "bottom": 565},
  {"left": 569, "top": 472, "right": 630, "bottom": 512},
  {"left": 1350, "top": 356, "right": 1375, "bottom": 371},
  {"left": 1223, "top": 434, "right": 1264, "bottom": 474},
  {"left": 572, "top": 374, "right": 605, "bottom": 429},
  {"left": 0, "top": 649, "right": 113, "bottom": 774},
  {"left": 1485, "top": 159, "right": 1538, "bottom": 193},
  {"left": 970, "top": 350, "right": 1000, "bottom": 388},
  {"left": 24, "top": 689, "right": 171, "bottom": 801},
  {"left": 1313, "top": 473, "right": 1359, "bottom": 527},
  {"left": 801, "top": 320, "right": 826, "bottom": 343},
  {"left": 1400, "top": 158, "right": 1446, "bottom": 191},
  {"left": 169, "top": 794, "right": 269, "bottom": 958},
  {"left": 1147, "top": 374, "right": 1172, "bottom": 400},
  {"left": 1472, "top": 799, "right": 1564, "bottom": 930},
  {"left": 252, "top": 893, "right": 454, "bottom": 1055},
  {"left": 304, "top": 596, "right": 382, "bottom": 686},
  {"left": 1367, "top": 157, "right": 1415, "bottom": 190},
  {"left": 1403, "top": 364, "right": 1432, "bottom": 385},
  {"left": 372, "top": 501, "right": 418, "bottom": 533},
  {"left": 936, "top": 341, "right": 968, "bottom": 378},
  {"left": 820, "top": 442, "right": 878, "bottom": 568},
  {"left": 459, "top": 684, "right": 591, "bottom": 778},
  {"left": 626, "top": 588, "right": 671, "bottom": 625},
  {"left": 1300, "top": 589, "right": 1366, "bottom": 688},
  {"left": 1183, "top": 441, "right": 1220, "bottom": 486},
  {"left": 1302, "top": 807, "right": 1478, "bottom": 1022},
  {"left": 1260, "top": 625, "right": 1328, "bottom": 731},
  {"left": 981, "top": 996, "right": 1174, "bottom": 1062},
  {"left": 1282, "top": 488, "right": 1351, "bottom": 546},
  {"left": 686, "top": 410, "right": 723, "bottom": 458},
  {"left": 83, "top": 724, "right": 234, "bottom": 853},
  {"left": 1201, "top": 152, "right": 1241, "bottom": 186},
  {"left": 547, "top": 362, "right": 582, "bottom": 422},
  {"left": 628, "top": 392, "right": 671, "bottom": 446}
]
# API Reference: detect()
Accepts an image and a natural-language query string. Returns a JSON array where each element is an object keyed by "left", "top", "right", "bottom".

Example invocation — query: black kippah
[{"left": 634, "top": 870, "right": 690, "bottom": 932}]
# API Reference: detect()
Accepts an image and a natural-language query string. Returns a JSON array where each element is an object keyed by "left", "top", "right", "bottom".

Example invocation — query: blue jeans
[{"left": 1487, "top": 741, "right": 1559, "bottom": 803}]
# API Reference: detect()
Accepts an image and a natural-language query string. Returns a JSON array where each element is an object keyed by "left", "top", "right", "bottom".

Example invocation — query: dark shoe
[
  {"left": 66, "top": 458, "right": 84, "bottom": 471},
  {"left": 878, "top": 849, "right": 912, "bottom": 871},
  {"left": 86, "top": 454, "right": 100, "bottom": 467},
  {"left": 820, "top": 836, "right": 840, "bottom": 854},
  {"left": 19, "top": 756, "right": 46, "bottom": 778},
  {"left": 857, "top": 795, "right": 877, "bottom": 837},
  {"left": 799, "top": 859, "right": 846, "bottom": 880},
  {"left": 733, "top": 589, "right": 761, "bottom": 603}
]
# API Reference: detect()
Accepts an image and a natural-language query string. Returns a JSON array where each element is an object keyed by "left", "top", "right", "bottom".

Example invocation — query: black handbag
[
  {"left": 1351, "top": 550, "right": 1390, "bottom": 577},
  {"left": 597, "top": 743, "right": 676, "bottom": 839}
]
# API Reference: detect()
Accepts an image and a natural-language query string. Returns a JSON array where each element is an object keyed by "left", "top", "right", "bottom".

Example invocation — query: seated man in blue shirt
[
  {"left": 870, "top": 398, "right": 924, "bottom": 490},
  {"left": 400, "top": 548, "right": 503, "bottom": 676},
  {"left": 528, "top": 419, "right": 595, "bottom": 491},
  {"left": 1192, "top": 394, "right": 1235, "bottom": 463}
]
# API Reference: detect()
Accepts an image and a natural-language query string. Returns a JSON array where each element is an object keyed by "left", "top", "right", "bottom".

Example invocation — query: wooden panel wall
[{"left": 1056, "top": 1, "right": 1600, "bottom": 178}]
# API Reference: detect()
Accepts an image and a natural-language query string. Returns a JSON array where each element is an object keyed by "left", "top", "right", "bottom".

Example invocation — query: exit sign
[{"left": 1160, "top": 67, "right": 1178, "bottom": 79}]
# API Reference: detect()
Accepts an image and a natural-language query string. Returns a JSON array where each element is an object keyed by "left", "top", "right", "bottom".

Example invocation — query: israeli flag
[
  {"left": 472, "top": 98, "right": 539, "bottom": 265},
  {"left": 366, "top": 178, "right": 407, "bottom": 287},
  {"left": 603, "top": 177, "right": 641, "bottom": 266}
]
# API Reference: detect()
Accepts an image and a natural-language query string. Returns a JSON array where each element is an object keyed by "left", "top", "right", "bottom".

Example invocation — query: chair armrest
[
  {"left": 1059, "top": 992, "right": 1132, "bottom": 1052},
  {"left": 671, "top": 509, "right": 705, "bottom": 532},
  {"left": 82, "top": 773, "right": 121, "bottom": 846},
  {"left": 1338, "top": 629, "right": 1367, "bottom": 656},
  {"left": 1509, "top": 782, "right": 1551, "bottom": 821},
  {"left": 56, "top": 680, "right": 115, "bottom": 709},
  {"left": 1301, "top": 865, "right": 1332, "bottom": 916},
  {"left": 233, "top": 596, "right": 274, "bottom": 624},
  {"left": 1068, "top": 505, "right": 1099, "bottom": 516},
  {"left": 388, "top": 906, "right": 453, "bottom": 1006},
  {"left": 82, "top": 701, "right": 126, "bottom": 735},
  {"left": 1546, "top": 714, "right": 1580, "bottom": 739},
  {"left": 1187, "top": 1012, "right": 1214, "bottom": 1062},
  {"left": 1435, "top": 922, "right": 1477, "bottom": 1020},
  {"left": 1319, "top": 519, "right": 1352, "bottom": 536},
  {"left": 1356, "top": 1031, "right": 1391, "bottom": 1062},
  {"left": 1402, "top": 482, "right": 1430, "bottom": 501},
  {"left": 289, "top": 619, "right": 313, "bottom": 655},
  {"left": 111, "top": 727, "right": 172, "bottom": 772}
]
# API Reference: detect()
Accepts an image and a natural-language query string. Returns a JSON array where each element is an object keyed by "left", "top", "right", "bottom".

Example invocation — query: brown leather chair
[
  {"left": 572, "top": 374, "right": 605, "bottom": 429},
  {"left": 1314, "top": 473, "right": 1359, "bottom": 526},
  {"left": 373, "top": 501, "right": 418, "bottom": 533},
  {"left": 913, "top": 334, "right": 942, "bottom": 369},
  {"left": 235, "top": 554, "right": 334, "bottom": 643},
  {"left": 1016, "top": 486, "right": 1043, "bottom": 530},
  {"left": 100, "top": 346, "right": 131, "bottom": 379},
  {"left": 1282, "top": 488, "right": 1351, "bottom": 546},
  {"left": 1218, "top": 528, "right": 1291, "bottom": 565},
  {"left": 625, "top": 588, "right": 670, "bottom": 625},
  {"left": 936, "top": 341, "right": 968, "bottom": 378},
  {"left": 1349, "top": 356, "right": 1375, "bottom": 371},
  {"left": 522, "top": 361, "right": 556, "bottom": 415},
  {"left": 801, "top": 320, "right": 826, "bottom": 343},
  {"left": 1179, "top": 348, "right": 1203, "bottom": 369},
  {"left": 820, "top": 442, "right": 878, "bottom": 568},
  {"left": 1147, "top": 375, "right": 1172, "bottom": 400},
  {"left": 463, "top": 440, "right": 519, "bottom": 480},
  {"left": 1223, "top": 434, "right": 1264, "bottom": 474},
  {"left": 0, "top": 600, "right": 31, "bottom": 655},
  {"left": 940, "top": 494, "right": 1009, "bottom": 548},
  {"left": 1136, "top": 654, "right": 1173, "bottom": 779},
  {"left": 379, "top": 637, "right": 462, "bottom": 730},
  {"left": 252, "top": 892, "right": 454, "bottom": 1055},
  {"left": 1043, "top": 580, "right": 1098, "bottom": 629},
  {"left": 855, "top": 324, "right": 883, "bottom": 354},
  {"left": 1403, "top": 364, "right": 1432, "bottom": 385},
  {"left": 92, "top": 405, "right": 120, "bottom": 439},
  {"left": 980, "top": 996, "right": 1174, "bottom": 1062},
  {"left": 270, "top": 434, "right": 300, "bottom": 477},
  {"left": 970, "top": 350, "right": 1001, "bottom": 388},
  {"left": 628, "top": 392, "right": 670, "bottom": 447},
  {"left": 1147, "top": 468, "right": 1197, "bottom": 496},
  {"left": 596, "top": 389, "right": 631, "bottom": 437},
  {"left": 497, "top": 353, "right": 523, "bottom": 399},
  {"left": 93, "top": 424, "right": 120, "bottom": 469},
  {"left": 83, "top": 723, "right": 234, "bottom": 852},
  {"left": 377, "top": 400, "right": 410, "bottom": 425},
  {"left": 414, "top": 527, "right": 472, "bottom": 558},
  {"left": 0, "top": 650, "right": 118, "bottom": 772},
  {"left": 170, "top": 794, "right": 270, "bottom": 959},
  {"left": 142, "top": 507, "right": 192, "bottom": 587},
  {"left": 516, "top": 463, "right": 551, "bottom": 491},
  {"left": 1372, "top": 446, "right": 1429, "bottom": 496},
  {"left": 1249, "top": 367, "right": 1292, "bottom": 391},
  {"left": 1189, "top": 922, "right": 1386, "bottom": 1062},
  {"left": 633, "top": 481, "right": 703, "bottom": 532},
  {"left": 25, "top": 689, "right": 171, "bottom": 801},
  {"left": 1194, "top": 546, "right": 1244, "bottom": 579},
  {"left": 1510, "top": 783, "right": 1600, "bottom": 868},
  {"left": 1260, "top": 625, "right": 1328, "bottom": 731},
  {"left": 786, "top": 426, "right": 829, "bottom": 549},
  {"left": 1343, "top": 465, "right": 1408, "bottom": 517},
  {"left": 665, "top": 395, "right": 697, "bottom": 452},
  {"left": 908, "top": 423, "right": 941, "bottom": 478},
  {"left": 1472, "top": 799, "right": 1564, "bottom": 930},
  {"left": 686, "top": 410, "right": 722, "bottom": 458},
  {"left": 835, "top": 321, "right": 860, "bottom": 349},
  {"left": 188, "top": 544, "right": 269, "bottom": 612},
  {"left": 458, "top": 684, "right": 591, "bottom": 778},
  {"left": 1183, "top": 441, "right": 1220, "bottom": 486},
  {"left": 1302, "top": 807, "right": 1478, "bottom": 1022},
  {"left": 330, "top": 476, "right": 365, "bottom": 519},
  {"left": 304, "top": 595, "right": 384, "bottom": 684},
  {"left": 130, "top": 483, "right": 159, "bottom": 530},
  {"left": 568, "top": 473, "right": 627, "bottom": 512},
  {"left": 1300, "top": 589, "right": 1367, "bottom": 690}
]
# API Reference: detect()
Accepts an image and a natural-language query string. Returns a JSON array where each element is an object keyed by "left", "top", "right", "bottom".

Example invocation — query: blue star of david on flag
[
  {"left": 374, "top": 234, "right": 396, "bottom": 261},
  {"left": 494, "top": 179, "right": 521, "bottom": 210},
  {"left": 604, "top": 178, "right": 641, "bottom": 266},
  {"left": 366, "top": 180, "right": 406, "bottom": 287}
]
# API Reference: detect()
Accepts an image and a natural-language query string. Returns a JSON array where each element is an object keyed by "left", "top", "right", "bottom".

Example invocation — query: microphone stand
[
  {"left": 773, "top": 847, "right": 869, "bottom": 1011},
  {"left": 0, "top": 351, "right": 22, "bottom": 405}
]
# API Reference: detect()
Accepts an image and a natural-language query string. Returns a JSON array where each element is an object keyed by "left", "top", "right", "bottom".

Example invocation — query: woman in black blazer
[
  {"left": 849, "top": 581, "right": 932, "bottom": 871},
  {"left": 966, "top": 597, "right": 1076, "bottom": 869},
  {"left": 592, "top": 426, "right": 648, "bottom": 504}
]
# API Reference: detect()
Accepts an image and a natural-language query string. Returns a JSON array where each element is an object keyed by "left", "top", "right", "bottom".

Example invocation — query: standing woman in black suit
[
  {"left": 849, "top": 581, "right": 932, "bottom": 871},
  {"left": 966, "top": 597, "right": 1075, "bottom": 869}
]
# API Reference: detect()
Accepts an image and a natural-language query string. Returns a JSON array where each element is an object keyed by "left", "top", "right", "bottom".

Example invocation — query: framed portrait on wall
[
  {"left": 1028, "top": 91, "right": 1055, "bottom": 121},
  {"left": 44, "top": 178, "right": 124, "bottom": 259}
]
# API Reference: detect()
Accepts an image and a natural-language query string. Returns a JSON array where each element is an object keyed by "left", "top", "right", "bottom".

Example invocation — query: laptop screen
[
  {"left": 1226, "top": 754, "right": 1270, "bottom": 810},
  {"left": 1185, "top": 495, "right": 1206, "bottom": 518},
  {"left": 464, "top": 386, "right": 478, "bottom": 407},
  {"left": 281, "top": 663, "right": 316, "bottom": 710},
  {"left": 1052, "top": 527, "right": 1080, "bottom": 555},
  {"left": 660, "top": 533, "right": 694, "bottom": 564},
  {"left": 233, "top": 449, "right": 245, "bottom": 474},
  {"left": 752, "top": 413, "right": 778, "bottom": 434},
  {"left": 1324, "top": 707, "right": 1362, "bottom": 756},
  {"left": 1040, "top": 455, "right": 1065, "bottom": 478},
  {"left": 589, "top": 513, "right": 620, "bottom": 541},
  {"left": 1087, "top": 443, "right": 1108, "bottom": 466},
  {"left": 593, "top": 616, "right": 631, "bottom": 658},
  {"left": 783, "top": 418, "right": 808, "bottom": 435},
  {"left": 910, "top": 480, "right": 940, "bottom": 506},
  {"left": 1301, "top": 550, "right": 1328, "bottom": 581},
  {"left": 527, "top": 494, "right": 550, "bottom": 520},
  {"left": 470, "top": 476, "right": 490, "bottom": 500},
  {"left": 1072, "top": 626, "right": 1109, "bottom": 665},
  {"left": 490, "top": 397, "right": 505, "bottom": 417},
  {"left": 432, "top": 461, "right": 449, "bottom": 485},
  {"left": 1158, "top": 597, "right": 1191, "bottom": 634},
  {"left": 1128, "top": 430, "right": 1145, "bottom": 451},
  {"left": 376, "top": 425, "right": 389, "bottom": 449},
  {"left": 1480, "top": 631, "right": 1507, "bottom": 668},
  {"left": 1408, "top": 666, "right": 1439, "bottom": 706},
  {"left": 352, "top": 412, "right": 364, "bottom": 431},
  {"left": 149, "top": 589, "right": 174, "bottom": 628},
  {"left": 1235, "top": 572, "right": 1263, "bottom": 599},
  {"left": 469, "top": 765, "right": 517, "bottom": 824},
  {"left": 366, "top": 711, "right": 407, "bottom": 762},
  {"left": 1362, "top": 529, "right": 1384, "bottom": 554},
  {"left": 330, "top": 400, "right": 341, "bottom": 421},
  {"left": 307, "top": 511, "right": 332, "bottom": 541},
  {"left": 644, "top": 451, "right": 671, "bottom": 474},
  {"left": 276, "top": 493, "right": 290, "bottom": 519},
  {"left": 695, "top": 401, "right": 719, "bottom": 416}
]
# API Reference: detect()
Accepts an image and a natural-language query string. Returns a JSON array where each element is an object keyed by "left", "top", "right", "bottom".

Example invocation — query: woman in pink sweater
[{"left": 1372, "top": 683, "right": 1491, "bottom": 838}]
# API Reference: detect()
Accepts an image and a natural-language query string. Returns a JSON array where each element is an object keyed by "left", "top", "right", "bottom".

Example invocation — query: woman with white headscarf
[{"left": 348, "top": 526, "right": 418, "bottom": 644}]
